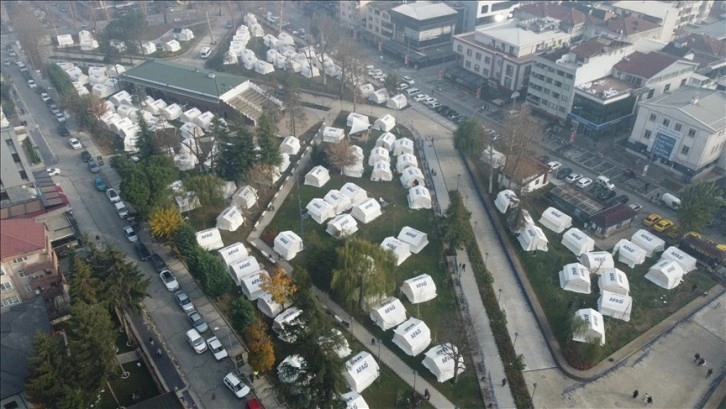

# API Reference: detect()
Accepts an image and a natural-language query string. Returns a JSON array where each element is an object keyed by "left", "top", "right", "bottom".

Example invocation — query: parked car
[
  {"left": 412, "top": 94, "right": 428, "bottom": 102},
  {"left": 49, "top": 104, "right": 61, "bottom": 115},
  {"left": 55, "top": 112, "right": 66, "bottom": 123},
  {"left": 149, "top": 254, "right": 167, "bottom": 272},
  {"left": 46, "top": 168, "right": 61, "bottom": 176},
  {"left": 396, "top": 83, "right": 409, "bottom": 91},
  {"left": 186, "top": 329, "right": 207, "bottom": 354},
  {"left": 575, "top": 177, "right": 593, "bottom": 189},
  {"left": 555, "top": 167, "right": 572, "bottom": 180},
  {"left": 565, "top": 173, "right": 582, "bottom": 184},
  {"left": 69, "top": 138, "right": 82, "bottom": 150},
  {"left": 402, "top": 75, "right": 414, "bottom": 85},
  {"left": 446, "top": 110, "right": 460, "bottom": 119},
  {"left": 93, "top": 176, "right": 107, "bottom": 191},
  {"left": 623, "top": 168, "right": 637, "bottom": 178},
  {"left": 134, "top": 242, "right": 151, "bottom": 261},
  {"left": 206, "top": 336, "right": 228, "bottom": 360},
  {"left": 434, "top": 105, "right": 449, "bottom": 113},
  {"left": 81, "top": 150, "right": 92, "bottom": 162},
  {"left": 597, "top": 189, "right": 617, "bottom": 201},
  {"left": 27, "top": 79, "right": 37, "bottom": 88},
  {"left": 123, "top": 225, "right": 139, "bottom": 243},
  {"left": 106, "top": 188, "right": 120, "bottom": 202},
  {"left": 652, "top": 219, "right": 674, "bottom": 232},
  {"left": 642, "top": 213, "right": 662, "bottom": 227},
  {"left": 428, "top": 102, "right": 441, "bottom": 109},
  {"left": 223, "top": 372, "right": 251, "bottom": 399},
  {"left": 547, "top": 161, "right": 562, "bottom": 172},
  {"left": 423, "top": 97, "right": 438, "bottom": 106},
  {"left": 57, "top": 125, "right": 69, "bottom": 137},
  {"left": 160, "top": 270, "right": 180, "bottom": 292},
  {"left": 187, "top": 309, "right": 208, "bottom": 333},
  {"left": 40, "top": 92, "right": 51, "bottom": 102},
  {"left": 628, "top": 203, "right": 643, "bottom": 212},
  {"left": 174, "top": 290, "right": 194, "bottom": 312},
  {"left": 87, "top": 159, "right": 100, "bottom": 173},
  {"left": 449, "top": 113, "right": 462, "bottom": 122}
]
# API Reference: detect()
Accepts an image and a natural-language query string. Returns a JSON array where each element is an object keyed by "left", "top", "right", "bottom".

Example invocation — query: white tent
[
  {"left": 340, "top": 182, "right": 367, "bottom": 205},
  {"left": 598, "top": 268, "right": 630, "bottom": 296},
  {"left": 480, "top": 146, "right": 506, "bottom": 169},
  {"left": 273, "top": 307, "right": 304, "bottom": 343},
  {"left": 558, "top": 263, "right": 591, "bottom": 294},
  {"left": 370, "top": 161, "right": 393, "bottom": 182},
  {"left": 319, "top": 329, "right": 352, "bottom": 359},
  {"left": 572, "top": 308, "right": 606, "bottom": 346},
  {"left": 163, "top": 40, "right": 181, "bottom": 52},
  {"left": 301, "top": 65, "right": 320, "bottom": 78},
  {"left": 324, "top": 190, "right": 353, "bottom": 214},
  {"left": 327, "top": 214, "right": 359, "bottom": 238},
  {"left": 561, "top": 228, "right": 595, "bottom": 256},
  {"left": 343, "top": 146, "right": 365, "bottom": 178},
  {"left": 161, "top": 103, "right": 183, "bottom": 120},
  {"left": 255, "top": 60, "right": 275, "bottom": 75},
  {"left": 109, "top": 90, "right": 132, "bottom": 106},
  {"left": 517, "top": 224, "right": 549, "bottom": 252},
  {"left": 386, "top": 94, "right": 407, "bottom": 110},
  {"left": 216, "top": 206, "right": 244, "bottom": 232},
  {"left": 305, "top": 165, "right": 331, "bottom": 187},
  {"left": 539, "top": 207, "right": 573, "bottom": 234},
  {"left": 578, "top": 251, "right": 615, "bottom": 275},
  {"left": 494, "top": 190, "right": 519, "bottom": 214},
  {"left": 368, "top": 147, "right": 390, "bottom": 166},
  {"left": 274, "top": 231, "right": 304, "bottom": 261},
  {"left": 194, "top": 111, "right": 215, "bottom": 130},
  {"left": 370, "top": 297, "right": 407, "bottom": 331},
  {"left": 376, "top": 132, "right": 396, "bottom": 151},
  {"left": 612, "top": 239, "right": 647, "bottom": 268},
  {"left": 175, "top": 192, "right": 200, "bottom": 213},
  {"left": 141, "top": 41, "right": 156, "bottom": 54},
  {"left": 257, "top": 291, "right": 287, "bottom": 318},
  {"left": 195, "top": 228, "right": 224, "bottom": 251},
  {"left": 392, "top": 318, "right": 431, "bottom": 356},
  {"left": 660, "top": 246, "right": 697, "bottom": 273},
  {"left": 341, "top": 391, "right": 369, "bottom": 409},
  {"left": 359, "top": 84, "right": 375, "bottom": 98},
  {"left": 278, "top": 153, "right": 291, "bottom": 173},
  {"left": 231, "top": 185, "right": 258, "bottom": 210},
  {"left": 349, "top": 118, "right": 370, "bottom": 136},
  {"left": 400, "top": 167, "right": 425, "bottom": 188},
  {"left": 373, "top": 114, "right": 396, "bottom": 132},
  {"left": 645, "top": 260, "right": 685, "bottom": 290},
  {"left": 407, "top": 187, "right": 432, "bottom": 210},
  {"left": 422, "top": 344, "right": 465, "bottom": 383},
  {"left": 178, "top": 28, "right": 194, "bottom": 41},
  {"left": 630, "top": 229, "right": 665, "bottom": 257},
  {"left": 220, "top": 181, "right": 237, "bottom": 199},
  {"left": 397, "top": 226, "right": 429, "bottom": 254},
  {"left": 393, "top": 138, "right": 415, "bottom": 156},
  {"left": 229, "top": 256, "right": 261, "bottom": 286},
  {"left": 368, "top": 88, "right": 388, "bottom": 104},
  {"left": 401, "top": 274, "right": 437, "bottom": 304},
  {"left": 277, "top": 354, "right": 306, "bottom": 384},
  {"left": 181, "top": 107, "right": 202, "bottom": 123},
  {"left": 344, "top": 352, "right": 380, "bottom": 393},
  {"left": 347, "top": 113, "right": 370, "bottom": 128},
  {"left": 306, "top": 198, "right": 336, "bottom": 224},
  {"left": 218, "top": 242, "right": 249, "bottom": 269},
  {"left": 396, "top": 153, "right": 418, "bottom": 173},
  {"left": 280, "top": 136, "right": 301, "bottom": 155},
  {"left": 174, "top": 152, "right": 198, "bottom": 171},
  {"left": 598, "top": 290, "right": 633, "bottom": 322},
  {"left": 351, "top": 198, "right": 383, "bottom": 224},
  {"left": 380, "top": 237, "right": 412, "bottom": 266},
  {"left": 240, "top": 269, "right": 269, "bottom": 301}
]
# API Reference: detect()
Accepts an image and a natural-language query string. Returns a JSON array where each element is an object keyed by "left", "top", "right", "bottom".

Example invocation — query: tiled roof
[
  {"left": 613, "top": 51, "right": 678, "bottom": 78},
  {"left": 686, "top": 34, "right": 726, "bottom": 57},
  {"left": 590, "top": 204, "right": 637, "bottom": 227},
  {"left": 589, "top": 15, "right": 660, "bottom": 36},
  {"left": 0, "top": 218, "right": 45, "bottom": 259},
  {"left": 516, "top": 3, "right": 586, "bottom": 25},
  {"left": 571, "top": 37, "right": 631, "bottom": 59}
]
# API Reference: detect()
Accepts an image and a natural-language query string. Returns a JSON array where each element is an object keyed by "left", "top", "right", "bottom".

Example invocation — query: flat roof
[
  {"left": 550, "top": 185, "right": 605, "bottom": 217},
  {"left": 576, "top": 76, "right": 633, "bottom": 101},
  {"left": 684, "top": 21, "right": 726, "bottom": 40},
  {"left": 611, "top": 1, "right": 675, "bottom": 21},
  {"left": 393, "top": 2, "right": 458, "bottom": 21},
  {"left": 120, "top": 59, "right": 247, "bottom": 103},
  {"left": 642, "top": 86, "right": 726, "bottom": 131},
  {"left": 473, "top": 19, "right": 573, "bottom": 49}
]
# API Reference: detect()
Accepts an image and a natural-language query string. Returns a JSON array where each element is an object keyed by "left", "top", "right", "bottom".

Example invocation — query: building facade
[{"left": 448, "top": 1, "right": 520, "bottom": 33}]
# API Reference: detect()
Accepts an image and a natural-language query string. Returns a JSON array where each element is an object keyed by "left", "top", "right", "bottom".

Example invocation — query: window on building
[
  {"left": 680, "top": 78, "right": 687, "bottom": 87},
  {"left": 482, "top": 69, "right": 490, "bottom": 77},
  {"left": 649, "top": 113, "right": 657, "bottom": 122},
  {"left": 681, "top": 146, "right": 690, "bottom": 155},
  {"left": 565, "top": 73, "right": 574, "bottom": 79},
  {"left": 480, "top": 4, "right": 490, "bottom": 14},
  {"left": 491, "top": 2, "right": 512, "bottom": 12},
  {"left": 675, "top": 123, "right": 682, "bottom": 132},
  {"left": 664, "top": 84, "right": 671, "bottom": 92},
  {"left": 556, "top": 70, "right": 564, "bottom": 76},
  {"left": 466, "top": 49, "right": 472, "bottom": 57},
  {"left": 558, "top": 106, "right": 566, "bottom": 113},
  {"left": 644, "top": 130, "right": 652, "bottom": 139},
  {"left": 505, "top": 65, "right": 513, "bottom": 76},
  {"left": 647, "top": 89, "right": 655, "bottom": 99},
  {"left": 0, "top": 282, "right": 14, "bottom": 292},
  {"left": 688, "top": 128, "right": 696, "bottom": 137},
  {"left": 457, "top": 45, "right": 463, "bottom": 52},
  {"left": 11, "top": 256, "right": 27, "bottom": 265},
  {"left": 475, "top": 52, "right": 481, "bottom": 61},
  {"left": 563, "top": 84, "right": 570, "bottom": 90},
  {"left": 24, "top": 285, "right": 33, "bottom": 293},
  {"left": 17, "top": 270, "right": 27, "bottom": 278},
  {"left": 504, "top": 77, "right": 512, "bottom": 88},
  {"left": 554, "top": 81, "right": 562, "bottom": 87},
  {"left": 1, "top": 296, "right": 21, "bottom": 307},
  {"left": 545, "top": 77, "right": 553, "bottom": 84},
  {"left": 552, "top": 92, "right": 560, "bottom": 99},
  {"left": 663, "top": 119, "right": 670, "bottom": 127},
  {"left": 561, "top": 95, "right": 568, "bottom": 102},
  {"left": 474, "top": 64, "right": 480, "bottom": 72},
  {"left": 465, "top": 61, "right": 471, "bottom": 68},
  {"left": 543, "top": 88, "right": 550, "bottom": 95},
  {"left": 484, "top": 56, "right": 491, "bottom": 64}
]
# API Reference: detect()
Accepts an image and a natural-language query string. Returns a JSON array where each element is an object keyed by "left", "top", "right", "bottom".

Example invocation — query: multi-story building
[
  {"left": 514, "top": 2, "right": 587, "bottom": 40},
  {"left": 626, "top": 86, "right": 726, "bottom": 179},
  {"left": 526, "top": 37, "right": 633, "bottom": 121},
  {"left": 612, "top": 51, "right": 701, "bottom": 100},
  {"left": 583, "top": 14, "right": 663, "bottom": 43},
  {"left": 612, "top": 1, "right": 715, "bottom": 34},
  {"left": 453, "top": 18, "right": 575, "bottom": 96},
  {"left": 448, "top": 1, "right": 521, "bottom": 33},
  {"left": 1, "top": 218, "right": 60, "bottom": 308},
  {"left": 339, "top": 0, "right": 371, "bottom": 38},
  {"left": 1, "top": 127, "right": 34, "bottom": 207},
  {"left": 361, "top": 1, "right": 398, "bottom": 45}
]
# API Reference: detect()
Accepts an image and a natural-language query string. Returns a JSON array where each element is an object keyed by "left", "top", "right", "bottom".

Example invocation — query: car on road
[
  {"left": 412, "top": 94, "right": 428, "bottom": 102},
  {"left": 3, "top": 59, "right": 10, "bottom": 66},
  {"left": 423, "top": 98, "right": 438, "bottom": 107},
  {"left": 246, "top": 399, "right": 262, "bottom": 409},
  {"left": 87, "top": 159, "right": 100, "bottom": 173},
  {"left": 223, "top": 372, "right": 251, "bottom": 399},
  {"left": 575, "top": 177, "right": 593, "bottom": 189},
  {"left": 149, "top": 254, "right": 167, "bottom": 272},
  {"left": 597, "top": 189, "right": 617, "bottom": 201},
  {"left": 69, "top": 138, "right": 82, "bottom": 150},
  {"left": 628, "top": 203, "right": 643, "bottom": 212},
  {"left": 174, "top": 290, "right": 194, "bottom": 312},
  {"left": 642, "top": 213, "right": 662, "bottom": 227},
  {"left": 653, "top": 219, "right": 674, "bottom": 232},
  {"left": 46, "top": 168, "right": 61, "bottom": 176},
  {"left": 428, "top": 102, "right": 441, "bottom": 110},
  {"left": 206, "top": 336, "right": 228, "bottom": 360},
  {"left": 547, "top": 161, "right": 562, "bottom": 172},
  {"left": 396, "top": 83, "right": 409, "bottom": 91},
  {"left": 55, "top": 112, "right": 66, "bottom": 123},
  {"left": 186, "top": 329, "right": 207, "bottom": 354},
  {"left": 49, "top": 104, "right": 61, "bottom": 115},
  {"left": 134, "top": 242, "right": 151, "bottom": 261},
  {"left": 402, "top": 75, "right": 414, "bottom": 85},
  {"left": 27, "top": 79, "right": 37, "bottom": 88},
  {"left": 40, "top": 92, "right": 51, "bottom": 102},
  {"left": 200, "top": 47, "right": 212, "bottom": 59},
  {"left": 434, "top": 105, "right": 449, "bottom": 113},
  {"left": 81, "top": 150, "right": 92, "bottom": 162},
  {"left": 160, "top": 270, "right": 180, "bottom": 292},
  {"left": 187, "top": 309, "right": 209, "bottom": 333},
  {"left": 555, "top": 167, "right": 571, "bottom": 180},
  {"left": 623, "top": 168, "right": 637, "bottom": 178},
  {"left": 449, "top": 113, "right": 462, "bottom": 122},
  {"left": 106, "top": 188, "right": 120, "bottom": 202},
  {"left": 123, "top": 225, "right": 139, "bottom": 243},
  {"left": 57, "top": 125, "right": 69, "bottom": 137}
]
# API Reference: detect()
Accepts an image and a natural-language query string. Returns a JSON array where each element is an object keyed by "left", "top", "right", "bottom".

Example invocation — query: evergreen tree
[
  {"left": 25, "top": 333, "right": 70, "bottom": 408},
  {"left": 256, "top": 113, "right": 282, "bottom": 166},
  {"left": 331, "top": 238, "right": 396, "bottom": 311}
]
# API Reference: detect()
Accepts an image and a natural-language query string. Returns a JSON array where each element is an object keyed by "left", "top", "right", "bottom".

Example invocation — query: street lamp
[
  {"left": 457, "top": 173, "right": 461, "bottom": 191},
  {"left": 532, "top": 382, "right": 538, "bottom": 408},
  {"left": 413, "top": 369, "right": 418, "bottom": 394},
  {"left": 513, "top": 332, "right": 519, "bottom": 349},
  {"left": 377, "top": 338, "right": 382, "bottom": 360},
  {"left": 497, "top": 288, "right": 503, "bottom": 306}
]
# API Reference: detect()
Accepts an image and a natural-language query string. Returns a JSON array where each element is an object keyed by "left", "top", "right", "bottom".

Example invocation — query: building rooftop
[
  {"left": 611, "top": 1, "right": 676, "bottom": 21},
  {"left": 392, "top": 2, "right": 458, "bottom": 21},
  {"left": 472, "top": 19, "right": 573, "bottom": 49},
  {"left": 613, "top": 51, "right": 678, "bottom": 78},
  {"left": 684, "top": 21, "right": 726, "bottom": 40},
  {"left": 367, "top": 1, "right": 401, "bottom": 12},
  {"left": 642, "top": 86, "right": 726, "bottom": 131},
  {"left": 0, "top": 218, "right": 45, "bottom": 259},
  {"left": 516, "top": 2, "right": 587, "bottom": 26},
  {"left": 589, "top": 15, "right": 660, "bottom": 36},
  {"left": 590, "top": 203, "right": 637, "bottom": 226},
  {"left": 120, "top": 60, "right": 248, "bottom": 103},
  {"left": 571, "top": 36, "right": 631, "bottom": 59},
  {"left": 576, "top": 76, "right": 633, "bottom": 101},
  {"left": 684, "top": 33, "right": 726, "bottom": 57}
]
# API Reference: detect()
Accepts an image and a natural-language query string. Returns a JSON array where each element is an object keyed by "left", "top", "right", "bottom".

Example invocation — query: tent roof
[
  {"left": 598, "top": 268, "right": 630, "bottom": 295},
  {"left": 274, "top": 231, "right": 303, "bottom": 250},
  {"left": 539, "top": 206, "right": 573, "bottom": 233},
  {"left": 240, "top": 269, "right": 269, "bottom": 300},
  {"left": 231, "top": 256, "right": 261, "bottom": 278},
  {"left": 572, "top": 308, "right": 605, "bottom": 345},
  {"left": 631, "top": 229, "right": 665, "bottom": 256},
  {"left": 599, "top": 291, "right": 633, "bottom": 316},
  {"left": 307, "top": 198, "right": 335, "bottom": 218},
  {"left": 561, "top": 228, "right": 595, "bottom": 256},
  {"left": 578, "top": 251, "right": 615, "bottom": 273},
  {"left": 392, "top": 317, "right": 432, "bottom": 356},
  {"left": 495, "top": 189, "right": 519, "bottom": 214},
  {"left": 370, "top": 297, "right": 407, "bottom": 330},
  {"left": 344, "top": 352, "right": 380, "bottom": 393},
  {"left": 517, "top": 224, "right": 549, "bottom": 252},
  {"left": 422, "top": 343, "right": 465, "bottom": 383},
  {"left": 218, "top": 242, "right": 249, "bottom": 267},
  {"left": 340, "top": 182, "right": 367, "bottom": 201},
  {"left": 613, "top": 239, "right": 647, "bottom": 268},
  {"left": 400, "top": 274, "right": 437, "bottom": 304},
  {"left": 341, "top": 391, "right": 369, "bottom": 409},
  {"left": 196, "top": 228, "right": 224, "bottom": 251},
  {"left": 350, "top": 118, "right": 371, "bottom": 135},
  {"left": 660, "top": 246, "right": 697, "bottom": 273},
  {"left": 277, "top": 354, "right": 306, "bottom": 384},
  {"left": 397, "top": 226, "right": 428, "bottom": 248},
  {"left": 646, "top": 260, "right": 685, "bottom": 289}
]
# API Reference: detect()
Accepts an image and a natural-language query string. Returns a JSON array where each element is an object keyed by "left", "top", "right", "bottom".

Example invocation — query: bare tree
[
  {"left": 310, "top": 13, "right": 342, "bottom": 86},
  {"left": 325, "top": 140, "right": 357, "bottom": 175},
  {"left": 437, "top": 315, "right": 480, "bottom": 384},
  {"left": 500, "top": 105, "right": 540, "bottom": 190},
  {"left": 336, "top": 36, "right": 366, "bottom": 111},
  {"left": 245, "top": 163, "right": 277, "bottom": 191}
]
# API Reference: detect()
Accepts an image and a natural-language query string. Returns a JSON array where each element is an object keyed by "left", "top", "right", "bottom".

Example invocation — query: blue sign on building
[{"left": 652, "top": 131, "right": 678, "bottom": 160}]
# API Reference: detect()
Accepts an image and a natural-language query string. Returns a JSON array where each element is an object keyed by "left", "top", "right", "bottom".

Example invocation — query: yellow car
[
  {"left": 717, "top": 244, "right": 726, "bottom": 252},
  {"left": 653, "top": 219, "right": 674, "bottom": 232},
  {"left": 642, "top": 213, "right": 662, "bottom": 227},
  {"left": 685, "top": 231, "right": 701, "bottom": 239}
]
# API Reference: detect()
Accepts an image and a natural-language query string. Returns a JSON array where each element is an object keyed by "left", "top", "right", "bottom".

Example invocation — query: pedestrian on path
[
  {"left": 632, "top": 390, "right": 639, "bottom": 399},
  {"left": 156, "top": 348, "right": 162, "bottom": 357},
  {"left": 149, "top": 337, "right": 154, "bottom": 346},
  {"left": 643, "top": 393, "right": 650, "bottom": 403},
  {"left": 461, "top": 263, "right": 466, "bottom": 271},
  {"left": 501, "top": 378, "right": 507, "bottom": 387},
  {"left": 698, "top": 358, "right": 706, "bottom": 366},
  {"left": 694, "top": 353, "right": 701, "bottom": 363},
  {"left": 371, "top": 338, "right": 376, "bottom": 346},
  {"left": 706, "top": 369, "right": 713, "bottom": 378},
  {"left": 647, "top": 396, "right": 653, "bottom": 405}
]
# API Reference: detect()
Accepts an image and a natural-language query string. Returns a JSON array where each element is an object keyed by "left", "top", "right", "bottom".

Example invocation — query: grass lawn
[{"left": 98, "top": 361, "right": 160, "bottom": 408}]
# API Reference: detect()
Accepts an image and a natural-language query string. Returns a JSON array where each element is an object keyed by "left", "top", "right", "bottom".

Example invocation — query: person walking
[
  {"left": 694, "top": 353, "right": 701, "bottom": 363},
  {"left": 698, "top": 358, "right": 706, "bottom": 367},
  {"left": 706, "top": 368, "right": 713, "bottom": 378},
  {"left": 647, "top": 396, "right": 653, "bottom": 405},
  {"left": 643, "top": 393, "right": 650, "bottom": 403},
  {"left": 371, "top": 338, "right": 376, "bottom": 346},
  {"left": 632, "top": 390, "right": 639, "bottom": 399},
  {"left": 501, "top": 378, "right": 507, "bottom": 387}
]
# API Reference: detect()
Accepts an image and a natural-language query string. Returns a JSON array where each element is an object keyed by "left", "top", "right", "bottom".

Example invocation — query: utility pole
[
  {"left": 278, "top": 0, "right": 284, "bottom": 34},
  {"left": 205, "top": 9, "right": 215, "bottom": 45}
]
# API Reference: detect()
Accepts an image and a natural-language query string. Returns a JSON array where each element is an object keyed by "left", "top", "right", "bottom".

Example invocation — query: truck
[
  {"left": 660, "top": 193, "right": 681, "bottom": 210},
  {"left": 94, "top": 176, "right": 107, "bottom": 191}
]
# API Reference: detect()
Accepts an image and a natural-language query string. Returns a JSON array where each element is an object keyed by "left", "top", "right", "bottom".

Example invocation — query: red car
[
  {"left": 623, "top": 168, "right": 636, "bottom": 178},
  {"left": 246, "top": 398, "right": 263, "bottom": 409}
]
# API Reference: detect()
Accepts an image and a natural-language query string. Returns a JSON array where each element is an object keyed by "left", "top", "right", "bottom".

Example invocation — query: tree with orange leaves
[
  {"left": 260, "top": 266, "right": 298, "bottom": 307},
  {"left": 245, "top": 319, "right": 275, "bottom": 373}
]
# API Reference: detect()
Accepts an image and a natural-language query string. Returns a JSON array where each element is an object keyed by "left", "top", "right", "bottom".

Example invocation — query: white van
[
  {"left": 115, "top": 201, "right": 129, "bottom": 218},
  {"left": 660, "top": 193, "right": 681, "bottom": 210},
  {"left": 200, "top": 47, "right": 211, "bottom": 59},
  {"left": 405, "top": 88, "right": 421, "bottom": 96},
  {"left": 596, "top": 175, "right": 615, "bottom": 191}
]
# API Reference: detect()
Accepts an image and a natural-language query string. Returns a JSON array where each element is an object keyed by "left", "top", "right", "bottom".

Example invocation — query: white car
[
  {"left": 576, "top": 177, "right": 593, "bottom": 189},
  {"left": 413, "top": 94, "right": 429, "bottom": 102},
  {"left": 174, "top": 290, "right": 194, "bottom": 312},
  {"left": 223, "top": 372, "right": 251, "bottom": 399},
  {"left": 206, "top": 336, "right": 228, "bottom": 360},
  {"left": 40, "top": 92, "right": 51, "bottom": 102},
  {"left": 565, "top": 173, "right": 582, "bottom": 183},
  {"left": 46, "top": 168, "right": 61, "bottom": 176},
  {"left": 547, "top": 161, "right": 562, "bottom": 172},
  {"left": 186, "top": 329, "right": 207, "bottom": 354},
  {"left": 123, "top": 225, "right": 139, "bottom": 243},
  {"left": 402, "top": 75, "right": 415, "bottom": 85},
  {"left": 396, "top": 83, "right": 409, "bottom": 91},
  {"left": 68, "top": 138, "right": 82, "bottom": 150},
  {"left": 106, "top": 188, "right": 121, "bottom": 203},
  {"left": 423, "top": 97, "right": 438, "bottom": 106},
  {"left": 200, "top": 46, "right": 211, "bottom": 59},
  {"left": 27, "top": 79, "right": 37, "bottom": 88},
  {"left": 160, "top": 270, "right": 180, "bottom": 292},
  {"left": 628, "top": 203, "right": 643, "bottom": 212},
  {"left": 55, "top": 112, "right": 66, "bottom": 123}
]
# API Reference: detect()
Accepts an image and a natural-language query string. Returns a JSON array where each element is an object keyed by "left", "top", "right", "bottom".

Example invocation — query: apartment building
[
  {"left": 448, "top": 1, "right": 521, "bottom": 33},
  {"left": 339, "top": 0, "right": 370, "bottom": 37},
  {"left": 1, "top": 127, "right": 34, "bottom": 207},
  {"left": 612, "top": 51, "right": 701, "bottom": 100},
  {"left": 612, "top": 1, "right": 715, "bottom": 34}
]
